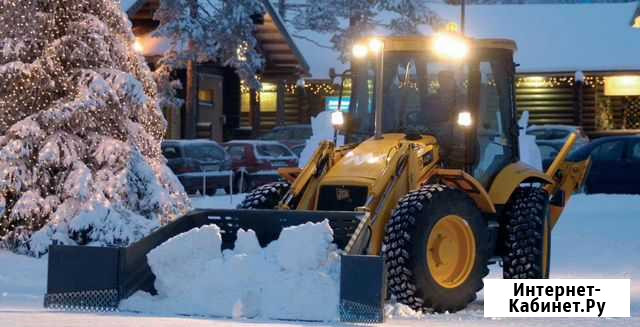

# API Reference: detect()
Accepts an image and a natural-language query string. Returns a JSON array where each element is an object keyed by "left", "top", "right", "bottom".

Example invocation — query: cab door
[{"left": 473, "top": 59, "right": 516, "bottom": 188}]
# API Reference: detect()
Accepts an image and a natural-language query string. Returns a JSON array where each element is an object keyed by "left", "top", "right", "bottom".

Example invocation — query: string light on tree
[{"left": 0, "top": 0, "right": 189, "bottom": 256}]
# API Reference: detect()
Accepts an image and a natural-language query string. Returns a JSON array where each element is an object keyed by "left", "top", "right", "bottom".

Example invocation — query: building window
[
  {"left": 199, "top": 89, "right": 214, "bottom": 104},
  {"left": 241, "top": 82, "right": 278, "bottom": 113}
]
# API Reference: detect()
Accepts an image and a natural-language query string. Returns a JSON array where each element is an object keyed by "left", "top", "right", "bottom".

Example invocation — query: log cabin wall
[
  {"left": 515, "top": 73, "right": 640, "bottom": 138},
  {"left": 515, "top": 74, "right": 578, "bottom": 127}
]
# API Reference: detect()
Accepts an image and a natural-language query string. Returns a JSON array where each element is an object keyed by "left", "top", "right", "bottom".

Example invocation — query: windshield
[
  {"left": 345, "top": 50, "right": 512, "bottom": 144},
  {"left": 256, "top": 144, "right": 294, "bottom": 158},
  {"left": 183, "top": 143, "right": 225, "bottom": 161}
]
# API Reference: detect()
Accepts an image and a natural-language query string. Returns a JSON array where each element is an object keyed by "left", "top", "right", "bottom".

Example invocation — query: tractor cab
[{"left": 336, "top": 35, "right": 520, "bottom": 187}]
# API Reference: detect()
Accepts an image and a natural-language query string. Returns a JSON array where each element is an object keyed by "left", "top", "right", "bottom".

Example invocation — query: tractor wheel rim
[{"left": 426, "top": 215, "right": 476, "bottom": 289}]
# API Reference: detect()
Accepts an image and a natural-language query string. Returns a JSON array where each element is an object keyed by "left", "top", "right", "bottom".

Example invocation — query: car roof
[
  {"left": 225, "top": 140, "right": 289, "bottom": 146},
  {"left": 162, "top": 139, "right": 222, "bottom": 147},
  {"left": 535, "top": 140, "right": 563, "bottom": 148},
  {"left": 528, "top": 125, "right": 581, "bottom": 131},
  {"left": 590, "top": 135, "right": 640, "bottom": 144},
  {"left": 272, "top": 124, "right": 311, "bottom": 129}
]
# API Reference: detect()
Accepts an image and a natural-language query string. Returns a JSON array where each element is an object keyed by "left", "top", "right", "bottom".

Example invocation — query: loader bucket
[{"left": 45, "top": 209, "right": 386, "bottom": 323}]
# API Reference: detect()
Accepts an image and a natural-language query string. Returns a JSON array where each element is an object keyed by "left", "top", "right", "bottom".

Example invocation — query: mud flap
[{"left": 339, "top": 255, "right": 386, "bottom": 323}]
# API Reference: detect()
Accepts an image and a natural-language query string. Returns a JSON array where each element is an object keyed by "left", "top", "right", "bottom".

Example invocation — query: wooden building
[{"left": 123, "top": 0, "right": 310, "bottom": 141}]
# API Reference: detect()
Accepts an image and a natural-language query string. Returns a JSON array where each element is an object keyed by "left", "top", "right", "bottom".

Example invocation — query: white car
[{"left": 527, "top": 125, "right": 590, "bottom": 148}]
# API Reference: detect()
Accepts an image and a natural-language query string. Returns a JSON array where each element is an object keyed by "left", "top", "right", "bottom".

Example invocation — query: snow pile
[
  {"left": 122, "top": 220, "right": 341, "bottom": 322},
  {"left": 298, "top": 111, "right": 345, "bottom": 168},
  {"left": 518, "top": 111, "right": 543, "bottom": 170},
  {"left": 385, "top": 302, "right": 424, "bottom": 320}
]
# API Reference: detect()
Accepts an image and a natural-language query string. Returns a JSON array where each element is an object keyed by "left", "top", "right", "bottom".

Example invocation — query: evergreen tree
[
  {"left": 379, "top": 0, "right": 444, "bottom": 35},
  {"left": 0, "top": 0, "right": 190, "bottom": 256}
]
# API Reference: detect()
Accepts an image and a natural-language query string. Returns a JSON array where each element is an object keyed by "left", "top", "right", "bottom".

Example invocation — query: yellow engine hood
[{"left": 323, "top": 134, "right": 435, "bottom": 184}]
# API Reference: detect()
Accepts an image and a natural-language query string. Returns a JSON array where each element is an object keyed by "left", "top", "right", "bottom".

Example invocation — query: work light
[{"left": 432, "top": 32, "right": 469, "bottom": 60}]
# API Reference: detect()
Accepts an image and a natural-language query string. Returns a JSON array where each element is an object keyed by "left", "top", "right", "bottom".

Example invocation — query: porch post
[
  {"left": 249, "top": 89, "right": 261, "bottom": 138},
  {"left": 276, "top": 81, "right": 286, "bottom": 126},
  {"left": 574, "top": 80, "right": 584, "bottom": 126}
]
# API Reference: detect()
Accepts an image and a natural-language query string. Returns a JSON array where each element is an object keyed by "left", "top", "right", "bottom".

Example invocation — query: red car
[{"left": 224, "top": 140, "right": 298, "bottom": 192}]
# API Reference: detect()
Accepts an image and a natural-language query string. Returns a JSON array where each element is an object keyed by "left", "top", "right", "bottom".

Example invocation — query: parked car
[
  {"left": 527, "top": 125, "right": 590, "bottom": 149},
  {"left": 536, "top": 141, "right": 563, "bottom": 171},
  {"left": 568, "top": 136, "right": 640, "bottom": 194},
  {"left": 259, "top": 124, "right": 312, "bottom": 149},
  {"left": 224, "top": 140, "right": 298, "bottom": 191},
  {"left": 290, "top": 143, "right": 306, "bottom": 158},
  {"left": 161, "top": 140, "right": 233, "bottom": 195}
]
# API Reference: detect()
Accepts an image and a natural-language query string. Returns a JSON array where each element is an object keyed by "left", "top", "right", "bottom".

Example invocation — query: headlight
[
  {"left": 457, "top": 111, "right": 473, "bottom": 127},
  {"left": 331, "top": 110, "right": 344, "bottom": 126}
]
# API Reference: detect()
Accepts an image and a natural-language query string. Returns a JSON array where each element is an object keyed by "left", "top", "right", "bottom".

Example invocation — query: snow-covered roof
[{"left": 289, "top": 3, "right": 640, "bottom": 79}]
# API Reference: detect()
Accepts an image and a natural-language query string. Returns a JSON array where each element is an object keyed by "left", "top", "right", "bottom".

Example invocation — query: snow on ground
[
  {"left": 190, "top": 193, "right": 246, "bottom": 209},
  {"left": 0, "top": 194, "right": 639, "bottom": 326}
]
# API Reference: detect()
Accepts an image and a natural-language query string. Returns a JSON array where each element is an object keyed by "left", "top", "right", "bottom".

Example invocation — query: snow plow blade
[{"left": 45, "top": 208, "right": 384, "bottom": 322}]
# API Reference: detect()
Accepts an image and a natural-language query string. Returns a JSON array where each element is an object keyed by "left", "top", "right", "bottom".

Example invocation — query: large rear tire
[
  {"left": 237, "top": 182, "right": 290, "bottom": 209},
  {"left": 383, "top": 184, "right": 489, "bottom": 313},
  {"left": 502, "top": 186, "right": 551, "bottom": 279}
]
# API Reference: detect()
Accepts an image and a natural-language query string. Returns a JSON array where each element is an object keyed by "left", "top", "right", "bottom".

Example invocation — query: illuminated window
[
  {"left": 240, "top": 83, "right": 278, "bottom": 113},
  {"left": 198, "top": 89, "right": 214, "bottom": 104}
]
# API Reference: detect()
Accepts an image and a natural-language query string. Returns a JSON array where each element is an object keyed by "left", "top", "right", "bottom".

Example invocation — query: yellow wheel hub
[{"left": 427, "top": 215, "right": 476, "bottom": 288}]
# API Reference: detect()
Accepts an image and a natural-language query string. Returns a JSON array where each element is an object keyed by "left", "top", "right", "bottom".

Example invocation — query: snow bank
[
  {"left": 298, "top": 111, "right": 344, "bottom": 168},
  {"left": 121, "top": 220, "right": 340, "bottom": 322},
  {"left": 518, "top": 111, "right": 543, "bottom": 170}
]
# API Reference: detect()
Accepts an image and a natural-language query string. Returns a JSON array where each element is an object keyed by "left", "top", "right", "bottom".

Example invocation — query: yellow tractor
[{"left": 238, "top": 34, "right": 591, "bottom": 313}]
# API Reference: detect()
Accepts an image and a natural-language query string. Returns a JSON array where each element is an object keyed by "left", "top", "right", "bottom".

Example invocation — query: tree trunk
[
  {"left": 185, "top": 59, "right": 197, "bottom": 139},
  {"left": 184, "top": 1, "right": 199, "bottom": 139}
]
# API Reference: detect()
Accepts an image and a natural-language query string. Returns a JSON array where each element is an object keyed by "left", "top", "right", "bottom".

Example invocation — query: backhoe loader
[
  {"left": 237, "top": 34, "right": 591, "bottom": 313},
  {"left": 44, "top": 33, "right": 591, "bottom": 323}
]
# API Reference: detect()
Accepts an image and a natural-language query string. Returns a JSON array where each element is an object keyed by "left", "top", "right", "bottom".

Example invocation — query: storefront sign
[{"left": 325, "top": 96, "right": 351, "bottom": 112}]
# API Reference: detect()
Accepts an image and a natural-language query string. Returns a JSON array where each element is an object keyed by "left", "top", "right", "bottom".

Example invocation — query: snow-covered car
[
  {"left": 527, "top": 125, "right": 590, "bottom": 149},
  {"left": 259, "top": 124, "right": 312, "bottom": 149},
  {"left": 290, "top": 144, "right": 305, "bottom": 157},
  {"left": 536, "top": 140, "right": 563, "bottom": 171},
  {"left": 224, "top": 140, "right": 298, "bottom": 191},
  {"left": 161, "top": 140, "right": 233, "bottom": 195}
]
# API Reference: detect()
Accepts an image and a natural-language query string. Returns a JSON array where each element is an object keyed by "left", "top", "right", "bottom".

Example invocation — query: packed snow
[
  {"left": 0, "top": 194, "right": 639, "bottom": 326},
  {"left": 298, "top": 111, "right": 344, "bottom": 168},
  {"left": 121, "top": 221, "right": 341, "bottom": 322}
]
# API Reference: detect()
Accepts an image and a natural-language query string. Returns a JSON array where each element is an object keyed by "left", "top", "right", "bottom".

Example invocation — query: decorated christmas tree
[{"left": 0, "top": 0, "right": 190, "bottom": 256}]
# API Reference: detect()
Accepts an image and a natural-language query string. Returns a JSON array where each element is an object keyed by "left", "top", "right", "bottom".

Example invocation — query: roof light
[
  {"left": 432, "top": 32, "right": 469, "bottom": 60},
  {"left": 352, "top": 43, "right": 368, "bottom": 59},
  {"left": 368, "top": 38, "right": 384, "bottom": 54}
]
